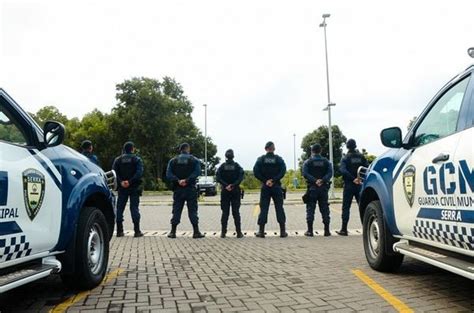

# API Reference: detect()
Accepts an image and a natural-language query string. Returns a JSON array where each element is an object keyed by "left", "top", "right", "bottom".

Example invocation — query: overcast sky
[{"left": 1, "top": 0, "right": 473, "bottom": 170}]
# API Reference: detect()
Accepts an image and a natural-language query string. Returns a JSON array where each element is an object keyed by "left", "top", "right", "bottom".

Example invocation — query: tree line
[
  {"left": 240, "top": 125, "right": 376, "bottom": 190},
  {"left": 30, "top": 77, "right": 219, "bottom": 190},
  {"left": 29, "top": 76, "right": 376, "bottom": 191}
]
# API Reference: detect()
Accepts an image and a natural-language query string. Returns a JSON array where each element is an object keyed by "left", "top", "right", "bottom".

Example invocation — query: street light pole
[
  {"left": 293, "top": 133, "right": 297, "bottom": 189},
  {"left": 293, "top": 133, "right": 296, "bottom": 173},
  {"left": 320, "top": 13, "right": 335, "bottom": 199},
  {"left": 203, "top": 104, "right": 208, "bottom": 178}
]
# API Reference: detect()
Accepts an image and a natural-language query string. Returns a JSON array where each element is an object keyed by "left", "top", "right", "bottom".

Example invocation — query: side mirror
[
  {"left": 468, "top": 47, "right": 474, "bottom": 58},
  {"left": 43, "top": 121, "right": 65, "bottom": 148},
  {"left": 380, "top": 127, "right": 403, "bottom": 148}
]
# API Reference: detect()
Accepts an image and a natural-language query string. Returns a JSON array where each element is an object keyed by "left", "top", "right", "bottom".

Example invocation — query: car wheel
[
  {"left": 363, "top": 200, "right": 403, "bottom": 272},
  {"left": 61, "top": 207, "right": 110, "bottom": 290}
]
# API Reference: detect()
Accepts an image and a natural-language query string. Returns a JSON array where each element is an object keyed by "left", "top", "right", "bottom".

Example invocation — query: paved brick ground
[
  {"left": 0, "top": 194, "right": 473, "bottom": 312},
  {"left": 1, "top": 236, "right": 473, "bottom": 312}
]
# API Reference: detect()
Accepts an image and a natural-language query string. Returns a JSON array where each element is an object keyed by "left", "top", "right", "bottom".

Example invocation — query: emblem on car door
[
  {"left": 22, "top": 169, "right": 45, "bottom": 220},
  {"left": 403, "top": 165, "right": 416, "bottom": 207}
]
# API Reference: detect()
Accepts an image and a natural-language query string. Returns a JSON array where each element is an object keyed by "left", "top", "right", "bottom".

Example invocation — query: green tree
[
  {"left": 68, "top": 110, "right": 118, "bottom": 169},
  {"left": 241, "top": 171, "right": 261, "bottom": 190},
  {"left": 281, "top": 169, "right": 307, "bottom": 190},
  {"left": 300, "top": 125, "right": 347, "bottom": 175},
  {"left": 32, "top": 106, "right": 69, "bottom": 127},
  {"left": 114, "top": 76, "right": 219, "bottom": 187},
  {"left": 27, "top": 76, "right": 219, "bottom": 191},
  {"left": 361, "top": 148, "right": 377, "bottom": 164}
]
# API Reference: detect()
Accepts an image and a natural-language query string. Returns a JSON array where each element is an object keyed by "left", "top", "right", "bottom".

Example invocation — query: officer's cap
[
  {"left": 81, "top": 140, "right": 92, "bottom": 150},
  {"left": 264, "top": 141, "right": 275, "bottom": 150},
  {"left": 123, "top": 141, "right": 135, "bottom": 153},
  {"left": 225, "top": 149, "right": 234, "bottom": 159},
  {"left": 179, "top": 142, "right": 190, "bottom": 152},
  {"left": 346, "top": 139, "right": 357, "bottom": 150},
  {"left": 311, "top": 143, "right": 321, "bottom": 154}
]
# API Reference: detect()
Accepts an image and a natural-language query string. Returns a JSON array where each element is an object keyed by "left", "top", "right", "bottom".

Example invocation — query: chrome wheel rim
[
  {"left": 88, "top": 223, "right": 104, "bottom": 275},
  {"left": 368, "top": 214, "right": 380, "bottom": 259}
]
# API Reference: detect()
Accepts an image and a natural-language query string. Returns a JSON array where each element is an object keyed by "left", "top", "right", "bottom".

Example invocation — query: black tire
[
  {"left": 363, "top": 200, "right": 404, "bottom": 272},
  {"left": 61, "top": 207, "right": 110, "bottom": 290}
]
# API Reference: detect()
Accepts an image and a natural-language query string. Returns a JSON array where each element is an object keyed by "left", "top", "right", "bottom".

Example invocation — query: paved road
[{"left": 0, "top": 194, "right": 473, "bottom": 312}]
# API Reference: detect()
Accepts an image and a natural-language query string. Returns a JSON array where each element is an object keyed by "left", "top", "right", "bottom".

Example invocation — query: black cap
[
  {"left": 311, "top": 143, "right": 321, "bottom": 154},
  {"left": 123, "top": 141, "right": 135, "bottom": 153},
  {"left": 225, "top": 149, "right": 234, "bottom": 160},
  {"left": 179, "top": 142, "right": 190, "bottom": 152},
  {"left": 346, "top": 139, "right": 357, "bottom": 150},
  {"left": 81, "top": 140, "right": 92, "bottom": 150},
  {"left": 265, "top": 141, "right": 275, "bottom": 150}
]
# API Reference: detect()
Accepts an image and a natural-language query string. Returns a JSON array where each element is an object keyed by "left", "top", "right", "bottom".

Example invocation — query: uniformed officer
[
  {"left": 302, "top": 143, "right": 333, "bottom": 237},
  {"left": 166, "top": 143, "right": 205, "bottom": 239},
  {"left": 81, "top": 140, "right": 100, "bottom": 166},
  {"left": 337, "top": 139, "right": 368, "bottom": 236},
  {"left": 112, "top": 141, "right": 144, "bottom": 238},
  {"left": 216, "top": 149, "right": 245, "bottom": 238},
  {"left": 253, "top": 141, "right": 288, "bottom": 238}
]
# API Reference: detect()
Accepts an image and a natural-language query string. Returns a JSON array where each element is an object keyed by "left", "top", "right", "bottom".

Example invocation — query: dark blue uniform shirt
[
  {"left": 216, "top": 160, "right": 244, "bottom": 187},
  {"left": 112, "top": 153, "right": 144, "bottom": 190},
  {"left": 253, "top": 152, "right": 286, "bottom": 185},
  {"left": 303, "top": 155, "right": 333, "bottom": 185},
  {"left": 340, "top": 151, "right": 368, "bottom": 183},
  {"left": 166, "top": 152, "right": 201, "bottom": 186}
]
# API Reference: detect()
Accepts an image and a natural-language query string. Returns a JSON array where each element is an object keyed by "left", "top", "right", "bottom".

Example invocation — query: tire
[
  {"left": 61, "top": 207, "right": 110, "bottom": 290},
  {"left": 363, "top": 200, "right": 404, "bottom": 272}
]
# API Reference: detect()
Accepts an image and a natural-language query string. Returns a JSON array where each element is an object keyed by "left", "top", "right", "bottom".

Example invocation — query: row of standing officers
[
  {"left": 164, "top": 140, "right": 368, "bottom": 239},
  {"left": 81, "top": 139, "right": 368, "bottom": 238}
]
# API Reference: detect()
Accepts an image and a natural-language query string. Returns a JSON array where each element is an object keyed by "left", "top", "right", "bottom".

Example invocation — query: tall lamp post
[
  {"left": 203, "top": 104, "right": 208, "bottom": 178},
  {"left": 320, "top": 13, "right": 335, "bottom": 199},
  {"left": 293, "top": 133, "right": 297, "bottom": 188}
]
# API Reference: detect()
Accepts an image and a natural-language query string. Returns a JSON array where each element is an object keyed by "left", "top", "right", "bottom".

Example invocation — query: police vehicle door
[
  {"left": 450, "top": 78, "right": 474, "bottom": 253},
  {"left": 393, "top": 75, "right": 471, "bottom": 250},
  {"left": 0, "top": 94, "right": 62, "bottom": 266}
]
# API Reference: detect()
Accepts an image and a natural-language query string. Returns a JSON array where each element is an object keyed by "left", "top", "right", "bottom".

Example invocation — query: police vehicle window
[
  {"left": 0, "top": 106, "right": 28, "bottom": 146},
  {"left": 413, "top": 76, "right": 470, "bottom": 147}
]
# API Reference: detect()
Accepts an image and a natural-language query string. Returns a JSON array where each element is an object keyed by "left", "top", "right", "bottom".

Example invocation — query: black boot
[
  {"left": 168, "top": 224, "right": 177, "bottom": 239},
  {"left": 304, "top": 222, "right": 314, "bottom": 237},
  {"left": 220, "top": 226, "right": 227, "bottom": 238},
  {"left": 116, "top": 223, "right": 124, "bottom": 237},
  {"left": 255, "top": 224, "right": 265, "bottom": 238},
  {"left": 192, "top": 224, "right": 205, "bottom": 239},
  {"left": 134, "top": 223, "right": 144, "bottom": 238},
  {"left": 280, "top": 223, "right": 288, "bottom": 238},
  {"left": 336, "top": 222, "right": 348, "bottom": 236},
  {"left": 324, "top": 224, "right": 331, "bottom": 237},
  {"left": 236, "top": 224, "right": 244, "bottom": 238}
]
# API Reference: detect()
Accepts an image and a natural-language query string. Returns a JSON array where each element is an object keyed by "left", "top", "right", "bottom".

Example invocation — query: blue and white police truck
[
  {"left": 0, "top": 90, "right": 116, "bottom": 292},
  {"left": 358, "top": 49, "right": 474, "bottom": 280}
]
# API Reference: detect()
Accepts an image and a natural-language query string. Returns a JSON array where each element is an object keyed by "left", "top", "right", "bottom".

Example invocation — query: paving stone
[{"left": 0, "top": 195, "right": 473, "bottom": 312}]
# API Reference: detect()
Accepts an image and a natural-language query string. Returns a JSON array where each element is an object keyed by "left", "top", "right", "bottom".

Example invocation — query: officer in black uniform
[
  {"left": 81, "top": 140, "right": 100, "bottom": 166},
  {"left": 216, "top": 149, "right": 244, "bottom": 238},
  {"left": 253, "top": 141, "right": 287, "bottom": 238},
  {"left": 302, "top": 144, "right": 333, "bottom": 237},
  {"left": 337, "top": 139, "right": 368, "bottom": 236},
  {"left": 112, "top": 141, "right": 144, "bottom": 238},
  {"left": 166, "top": 143, "right": 205, "bottom": 239}
]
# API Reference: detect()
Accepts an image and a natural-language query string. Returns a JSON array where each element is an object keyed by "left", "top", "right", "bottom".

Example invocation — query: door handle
[{"left": 432, "top": 153, "right": 449, "bottom": 163}]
